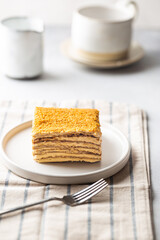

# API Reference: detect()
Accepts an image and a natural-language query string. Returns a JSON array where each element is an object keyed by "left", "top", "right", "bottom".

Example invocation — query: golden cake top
[{"left": 32, "top": 107, "right": 101, "bottom": 135}]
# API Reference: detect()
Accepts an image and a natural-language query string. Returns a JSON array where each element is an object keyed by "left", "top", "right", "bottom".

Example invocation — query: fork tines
[{"left": 73, "top": 178, "right": 108, "bottom": 204}]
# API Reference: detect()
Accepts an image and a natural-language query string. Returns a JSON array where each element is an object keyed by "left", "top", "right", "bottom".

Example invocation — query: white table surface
[{"left": 0, "top": 26, "right": 159, "bottom": 238}]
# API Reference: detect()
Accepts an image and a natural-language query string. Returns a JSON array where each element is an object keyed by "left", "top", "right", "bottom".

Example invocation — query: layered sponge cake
[{"left": 32, "top": 107, "right": 102, "bottom": 163}]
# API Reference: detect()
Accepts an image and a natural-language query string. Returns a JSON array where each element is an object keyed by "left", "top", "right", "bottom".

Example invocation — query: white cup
[
  {"left": 71, "top": 2, "right": 137, "bottom": 61},
  {"left": 0, "top": 17, "right": 44, "bottom": 79}
]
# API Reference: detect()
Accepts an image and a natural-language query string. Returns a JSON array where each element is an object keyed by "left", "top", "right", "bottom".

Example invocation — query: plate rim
[
  {"left": 0, "top": 120, "right": 130, "bottom": 179},
  {"left": 61, "top": 39, "right": 145, "bottom": 69}
]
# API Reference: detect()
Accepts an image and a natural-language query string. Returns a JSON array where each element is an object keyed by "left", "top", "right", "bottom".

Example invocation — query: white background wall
[{"left": 0, "top": 0, "right": 160, "bottom": 29}]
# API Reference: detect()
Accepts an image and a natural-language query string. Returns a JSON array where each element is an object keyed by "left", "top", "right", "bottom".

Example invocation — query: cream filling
[
  {"left": 33, "top": 131, "right": 101, "bottom": 138},
  {"left": 33, "top": 147, "right": 101, "bottom": 155},
  {"left": 34, "top": 157, "right": 100, "bottom": 163},
  {"left": 34, "top": 152, "right": 101, "bottom": 159},
  {"left": 32, "top": 136, "right": 101, "bottom": 145},
  {"left": 32, "top": 141, "right": 101, "bottom": 149}
]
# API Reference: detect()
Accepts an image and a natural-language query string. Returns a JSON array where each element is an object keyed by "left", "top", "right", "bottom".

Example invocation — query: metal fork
[{"left": 0, "top": 179, "right": 108, "bottom": 216}]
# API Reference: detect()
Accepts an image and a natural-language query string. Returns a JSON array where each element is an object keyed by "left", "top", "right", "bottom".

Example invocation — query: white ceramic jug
[{"left": 0, "top": 17, "right": 44, "bottom": 79}]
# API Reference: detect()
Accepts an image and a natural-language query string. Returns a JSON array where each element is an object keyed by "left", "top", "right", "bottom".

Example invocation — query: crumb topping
[{"left": 32, "top": 107, "right": 101, "bottom": 134}]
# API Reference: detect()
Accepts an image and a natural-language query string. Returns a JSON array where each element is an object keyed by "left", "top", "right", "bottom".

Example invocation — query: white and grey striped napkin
[{"left": 0, "top": 100, "right": 153, "bottom": 240}]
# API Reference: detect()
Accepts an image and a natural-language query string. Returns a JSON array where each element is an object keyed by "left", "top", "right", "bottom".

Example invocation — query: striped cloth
[{"left": 0, "top": 100, "right": 153, "bottom": 240}]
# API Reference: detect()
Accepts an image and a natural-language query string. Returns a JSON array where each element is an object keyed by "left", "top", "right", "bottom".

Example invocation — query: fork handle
[{"left": 0, "top": 197, "right": 62, "bottom": 216}]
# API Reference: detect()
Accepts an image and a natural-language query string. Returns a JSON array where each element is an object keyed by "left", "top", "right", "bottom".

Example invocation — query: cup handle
[{"left": 126, "top": 1, "right": 138, "bottom": 20}]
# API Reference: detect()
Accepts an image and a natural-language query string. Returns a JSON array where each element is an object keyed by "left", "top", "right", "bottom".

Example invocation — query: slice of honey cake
[{"left": 32, "top": 107, "right": 102, "bottom": 163}]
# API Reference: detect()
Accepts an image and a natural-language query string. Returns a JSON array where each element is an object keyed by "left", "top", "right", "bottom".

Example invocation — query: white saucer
[
  {"left": 61, "top": 39, "right": 144, "bottom": 69},
  {"left": 0, "top": 121, "right": 130, "bottom": 184}
]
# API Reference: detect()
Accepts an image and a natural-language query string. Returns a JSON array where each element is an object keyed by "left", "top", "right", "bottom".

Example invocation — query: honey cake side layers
[{"left": 32, "top": 107, "right": 102, "bottom": 163}]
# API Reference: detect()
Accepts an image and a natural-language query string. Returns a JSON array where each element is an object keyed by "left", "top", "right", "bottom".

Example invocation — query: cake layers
[
  {"left": 32, "top": 135, "right": 100, "bottom": 144},
  {"left": 32, "top": 107, "right": 102, "bottom": 163},
  {"left": 32, "top": 133, "right": 101, "bottom": 163}
]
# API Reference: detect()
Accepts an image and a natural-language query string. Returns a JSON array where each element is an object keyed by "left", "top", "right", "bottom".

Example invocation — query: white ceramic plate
[
  {"left": 61, "top": 39, "right": 144, "bottom": 69},
  {"left": 0, "top": 121, "right": 130, "bottom": 184}
]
